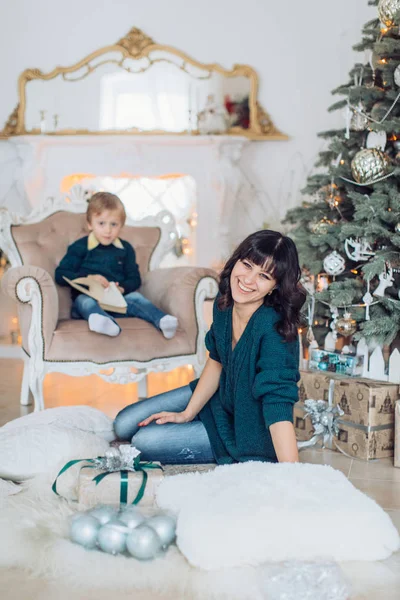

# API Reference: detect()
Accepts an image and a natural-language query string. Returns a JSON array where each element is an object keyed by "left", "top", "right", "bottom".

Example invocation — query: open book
[{"left": 63, "top": 276, "right": 128, "bottom": 314}]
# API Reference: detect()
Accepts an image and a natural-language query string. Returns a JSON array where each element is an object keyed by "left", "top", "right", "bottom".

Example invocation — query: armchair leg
[
  {"left": 137, "top": 375, "right": 148, "bottom": 400},
  {"left": 28, "top": 362, "right": 45, "bottom": 412},
  {"left": 20, "top": 359, "right": 32, "bottom": 406}
]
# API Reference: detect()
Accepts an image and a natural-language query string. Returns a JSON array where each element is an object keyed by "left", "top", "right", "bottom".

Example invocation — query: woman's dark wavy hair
[{"left": 218, "top": 230, "right": 306, "bottom": 342}]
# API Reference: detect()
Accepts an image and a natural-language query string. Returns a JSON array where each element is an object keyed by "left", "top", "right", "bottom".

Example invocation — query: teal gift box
[{"left": 309, "top": 349, "right": 363, "bottom": 377}]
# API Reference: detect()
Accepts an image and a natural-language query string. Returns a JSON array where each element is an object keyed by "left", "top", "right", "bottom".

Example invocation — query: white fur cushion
[
  {"left": 156, "top": 462, "right": 400, "bottom": 570},
  {"left": 0, "top": 425, "right": 110, "bottom": 481},
  {"left": 1, "top": 406, "right": 115, "bottom": 442}
]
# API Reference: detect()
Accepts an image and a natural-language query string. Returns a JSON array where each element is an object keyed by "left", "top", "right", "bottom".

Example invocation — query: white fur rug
[
  {"left": 156, "top": 462, "right": 400, "bottom": 570},
  {"left": 0, "top": 475, "right": 351, "bottom": 600}
]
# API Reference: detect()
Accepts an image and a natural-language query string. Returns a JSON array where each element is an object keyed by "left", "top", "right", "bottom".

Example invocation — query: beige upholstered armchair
[{"left": 0, "top": 194, "right": 218, "bottom": 411}]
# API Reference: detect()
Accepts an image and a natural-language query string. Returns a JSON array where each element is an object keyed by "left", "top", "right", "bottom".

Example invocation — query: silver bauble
[
  {"left": 69, "top": 514, "right": 101, "bottom": 549},
  {"left": 366, "top": 130, "right": 387, "bottom": 151},
  {"left": 395, "top": 222, "right": 400, "bottom": 233},
  {"left": 89, "top": 505, "right": 118, "bottom": 525},
  {"left": 146, "top": 514, "right": 177, "bottom": 548},
  {"left": 351, "top": 148, "right": 390, "bottom": 184},
  {"left": 378, "top": 0, "right": 400, "bottom": 27},
  {"left": 126, "top": 524, "right": 163, "bottom": 560},
  {"left": 323, "top": 251, "right": 345, "bottom": 276},
  {"left": 97, "top": 520, "right": 128, "bottom": 555},
  {"left": 118, "top": 506, "right": 145, "bottom": 529},
  {"left": 395, "top": 64, "right": 400, "bottom": 87}
]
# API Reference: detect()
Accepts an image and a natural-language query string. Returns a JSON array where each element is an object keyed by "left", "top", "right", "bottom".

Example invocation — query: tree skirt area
[{"left": 0, "top": 472, "right": 353, "bottom": 600}]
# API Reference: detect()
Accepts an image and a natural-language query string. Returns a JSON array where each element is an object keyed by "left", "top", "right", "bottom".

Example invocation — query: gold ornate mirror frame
[{"left": 1, "top": 27, "right": 287, "bottom": 140}]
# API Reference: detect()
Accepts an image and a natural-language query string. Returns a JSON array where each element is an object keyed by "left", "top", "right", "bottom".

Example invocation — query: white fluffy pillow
[
  {"left": 156, "top": 462, "right": 400, "bottom": 569},
  {"left": 1, "top": 406, "right": 115, "bottom": 442},
  {"left": 0, "top": 424, "right": 110, "bottom": 481}
]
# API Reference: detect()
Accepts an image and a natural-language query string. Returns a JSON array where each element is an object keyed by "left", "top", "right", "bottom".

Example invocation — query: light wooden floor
[{"left": 0, "top": 358, "right": 400, "bottom": 599}]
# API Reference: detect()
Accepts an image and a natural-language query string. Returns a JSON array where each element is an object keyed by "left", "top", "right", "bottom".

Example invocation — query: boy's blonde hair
[{"left": 86, "top": 192, "right": 126, "bottom": 225}]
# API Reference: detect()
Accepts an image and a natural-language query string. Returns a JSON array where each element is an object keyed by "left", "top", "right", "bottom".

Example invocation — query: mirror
[{"left": 1, "top": 28, "right": 286, "bottom": 140}]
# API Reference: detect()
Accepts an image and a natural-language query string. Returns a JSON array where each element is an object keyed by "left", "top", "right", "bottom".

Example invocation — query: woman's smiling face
[{"left": 230, "top": 258, "right": 277, "bottom": 305}]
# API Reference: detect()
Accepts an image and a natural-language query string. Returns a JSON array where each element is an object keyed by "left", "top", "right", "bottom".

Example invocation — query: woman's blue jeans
[
  {"left": 71, "top": 291, "right": 167, "bottom": 331},
  {"left": 114, "top": 385, "right": 215, "bottom": 464}
]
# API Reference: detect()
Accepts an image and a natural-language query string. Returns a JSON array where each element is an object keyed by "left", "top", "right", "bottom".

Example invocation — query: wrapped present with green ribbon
[{"left": 52, "top": 446, "right": 163, "bottom": 508}]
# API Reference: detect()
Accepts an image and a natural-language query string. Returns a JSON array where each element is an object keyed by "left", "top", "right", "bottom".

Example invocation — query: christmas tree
[{"left": 284, "top": 0, "right": 400, "bottom": 356}]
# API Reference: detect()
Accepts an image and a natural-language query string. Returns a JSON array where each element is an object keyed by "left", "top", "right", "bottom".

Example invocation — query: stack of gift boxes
[{"left": 294, "top": 370, "right": 400, "bottom": 462}]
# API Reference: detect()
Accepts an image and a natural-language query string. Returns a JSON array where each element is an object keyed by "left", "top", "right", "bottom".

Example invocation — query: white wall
[{"left": 0, "top": 0, "right": 375, "bottom": 231}]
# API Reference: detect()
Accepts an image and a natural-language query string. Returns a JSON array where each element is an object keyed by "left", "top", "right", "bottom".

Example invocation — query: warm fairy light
[
  {"left": 340, "top": 160, "right": 345, "bottom": 165},
  {"left": 388, "top": 207, "right": 392, "bottom": 211},
  {"left": 314, "top": 320, "right": 318, "bottom": 325},
  {"left": 381, "top": 27, "right": 388, "bottom": 34},
  {"left": 380, "top": 58, "right": 387, "bottom": 64},
  {"left": 351, "top": 269, "right": 358, "bottom": 274},
  {"left": 298, "top": 328, "right": 303, "bottom": 334},
  {"left": 11, "top": 317, "right": 18, "bottom": 325}
]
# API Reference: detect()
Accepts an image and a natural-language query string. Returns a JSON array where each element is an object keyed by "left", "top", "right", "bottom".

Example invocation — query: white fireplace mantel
[{"left": 1, "top": 134, "right": 250, "bottom": 266}]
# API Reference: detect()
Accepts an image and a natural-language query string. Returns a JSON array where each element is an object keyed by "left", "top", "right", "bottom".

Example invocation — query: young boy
[{"left": 55, "top": 192, "right": 178, "bottom": 339}]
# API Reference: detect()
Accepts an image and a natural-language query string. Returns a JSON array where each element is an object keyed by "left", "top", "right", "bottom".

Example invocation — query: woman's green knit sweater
[{"left": 190, "top": 299, "right": 300, "bottom": 464}]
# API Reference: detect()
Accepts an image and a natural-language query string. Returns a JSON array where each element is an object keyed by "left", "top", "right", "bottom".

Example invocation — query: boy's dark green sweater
[
  {"left": 55, "top": 236, "right": 141, "bottom": 296},
  {"left": 190, "top": 299, "right": 300, "bottom": 464}
]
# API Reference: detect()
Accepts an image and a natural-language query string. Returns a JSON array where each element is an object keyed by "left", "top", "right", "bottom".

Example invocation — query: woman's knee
[{"left": 114, "top": 403, "right": 142, "bottom": 440}]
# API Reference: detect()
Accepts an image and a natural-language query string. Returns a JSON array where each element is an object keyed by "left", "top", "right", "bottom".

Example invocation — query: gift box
[
  {"left": 309, "top": 349, "right": 363, "bottom": 377},
  {"left": 395, "top": 401, "right": 400, "bottom": 468},
  {"left": 295, "top": 370, "right": 398, "bottom": 460},
  {"left": 78, "top": 463, "right": 164, "bottom": 508}
]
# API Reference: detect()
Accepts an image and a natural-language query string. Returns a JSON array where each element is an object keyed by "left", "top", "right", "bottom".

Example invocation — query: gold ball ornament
[
  {"left": 378, "top": 0, "right": 400, "bottom": 27},
  {"left": 351, "top": 148, "right": 390, "bottom": 184},
  {"left": 335, "top": 312, "right": 357, "bottom": 336},
  {"left": 309, "top": 218, "right": 332, "bottom": 235}
]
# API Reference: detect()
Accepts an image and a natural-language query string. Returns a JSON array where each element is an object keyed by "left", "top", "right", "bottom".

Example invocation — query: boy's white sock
[
  {"left": 159, "top": 315, "right": 178, "bottom": 339},
  {"left": 88, "top": 314, "right": 120, "bottom": 337}
]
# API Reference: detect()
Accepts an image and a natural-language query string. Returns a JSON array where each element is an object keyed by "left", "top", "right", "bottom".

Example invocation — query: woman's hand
[
  {"left": 138, "top": 411, "right": 193, "bottom": 427},
  {"left": 92, "top": 275, "right": 110, "bottom": 288}
]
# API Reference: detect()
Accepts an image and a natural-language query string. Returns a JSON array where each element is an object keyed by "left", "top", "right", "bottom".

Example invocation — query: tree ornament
[
  {"left": 146, "top": 514, "right": 177, "bottom": 547},
  {"left": 378, "top": 0, "right": 400, "bottom": 27},
  {"left": 350, "top": 102, "right": 368, "bottom": 131},
  {"left": 395, "top": 222, "right": 400, "bottom": 233},
  {"left": 363, "top": 279, "right": 373, "bottom": 321},
  {"left": 394, "top": 64, "right": 400, "bottom": 86},
  {"left": 351, "top": 148, "right": 390, "bottom": 184},
  {"left": 344, "top": 238, "right": 375, "bottom": 261},
  {"left": 69, "top": 514, "right": 101, "bottom": 549},
  {"left": 373, "top": 265, "right": 394, "bottom": 297},
  {"left": 366, "top": 130, "right": 387, "bottom": 151},
  {"left": 335, "top": 311, "right": 357, "bottom": 336},
  {"left": 323, "top": 251, "right": 346, "bottom": 276},
  {"left": 309, "top": 218, "right": 333, "bottom": 235}
]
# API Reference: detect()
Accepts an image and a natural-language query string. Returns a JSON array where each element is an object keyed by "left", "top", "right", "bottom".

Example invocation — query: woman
[{"left": 114, "top": 230, "right": 306, "bottom": 464}]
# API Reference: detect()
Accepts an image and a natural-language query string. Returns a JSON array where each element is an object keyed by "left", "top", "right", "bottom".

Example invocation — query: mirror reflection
[{"left": 25, "top": 50, "right": 251, "bottom": 134}]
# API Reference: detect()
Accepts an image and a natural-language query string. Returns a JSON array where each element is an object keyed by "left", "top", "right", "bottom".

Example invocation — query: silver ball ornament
[
  {"left": 320, "top": 414, "right": 330, "bottom": 427},
  {"left": 378, "top": 0, "right": 400, "bottom": 27},
  {"left": 118, "top": 506, "right": 145, "bottom": 529},
  {"left": 97, "top": 520, "right": 128, "bottom": 555},
  {"left": 351, "top": 148, "right": 390, "bottom": 184},
  {"left": 395, "top": 222, "right": 400, "bottom": 234},
  {"left": 146, "top": 514, "right": 177, "bottom": 547},
  {"left": 350, "top": 104, "right": 368, "bottom": 132},
  {"left": 126, "top": 524, "right": 163, "bottom": 560},
  {"left": 323, "top": 251, "right": 345, "bottom": 276},
  {"left": 69, "top": 514, "right": 101, "bottom": 549},
  {"left": 89, "top": 505, "right": 118, "bottom": 525}
]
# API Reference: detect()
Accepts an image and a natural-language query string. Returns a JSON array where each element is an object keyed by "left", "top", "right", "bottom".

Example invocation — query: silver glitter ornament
[
  {"left": 69, "top": 514, "right": 101, "bottom": 549},
  {"left": 351, "top": 148, "right": 390, "bottom": 184},
  {"left": 89, "top": 505, "right": 117, "bottom": 525},
  {"left": 126, "top": 524, "right": 163, "bottom": 560},
  {"left": 350, "top": 103, "right": 368, "bottom": 131},
  {"left": 146, "top": 514, "right": 177, "bottom": 547},
  {"left": 378, "top": 0, "right": 400, "bottom": 27},
  {"left": 118, "top": 506, "right": 145, "bottom": 529},
  {"left": 395, "top": 64, "right": 400, "bottom": 86},
  {"left": 323, "top": 251, "right": 345, "bottom": 276},
  {"left": 97, "top": 520, "right": 128, "bottom": 555}
]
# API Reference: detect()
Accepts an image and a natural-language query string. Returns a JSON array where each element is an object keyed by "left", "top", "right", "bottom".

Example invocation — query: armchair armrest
[
  {"left": 140, "top": 267, "right": 219, "bottom": 351},
  {"left": 1, "top": 265, "right": 59, "bottom": 355}
]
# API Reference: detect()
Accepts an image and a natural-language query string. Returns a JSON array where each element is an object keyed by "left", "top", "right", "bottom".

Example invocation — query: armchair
[{"left": 0, "top": 194, "right": 218, "bottom": 411}]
